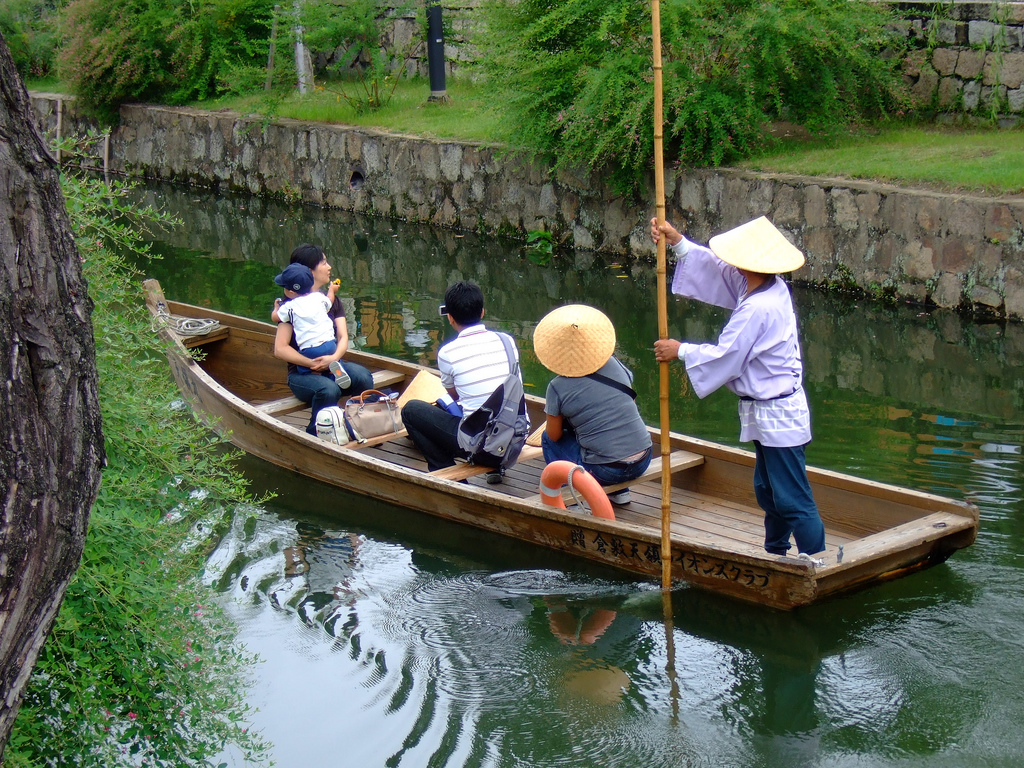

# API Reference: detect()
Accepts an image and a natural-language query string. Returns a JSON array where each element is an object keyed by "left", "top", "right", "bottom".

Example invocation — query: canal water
[{"left": 132, "top": 183, "right": 1023, "bottom": 767}]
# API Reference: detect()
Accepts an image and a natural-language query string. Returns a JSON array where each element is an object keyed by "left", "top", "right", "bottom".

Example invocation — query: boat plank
[{"left": 429, "top": 445, "right": 545, "bottom": 481}]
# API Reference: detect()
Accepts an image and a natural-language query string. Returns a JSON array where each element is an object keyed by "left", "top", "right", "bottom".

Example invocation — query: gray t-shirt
[{"left": 544, "top": 358, "right": 652, "bottom": 464}]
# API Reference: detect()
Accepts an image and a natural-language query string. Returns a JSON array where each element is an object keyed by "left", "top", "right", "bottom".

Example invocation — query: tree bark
[{"left": 0, "top": 33, "right": 105, "bottom": 756}]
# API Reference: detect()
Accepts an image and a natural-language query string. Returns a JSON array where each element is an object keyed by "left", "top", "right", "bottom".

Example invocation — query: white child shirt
[{"left": 277, "top": 292, "right": 336, "bottom": 350}]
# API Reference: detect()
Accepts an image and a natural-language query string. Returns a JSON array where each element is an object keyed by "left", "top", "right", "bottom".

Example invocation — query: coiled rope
[{"left": 155, "top": 302, "right": 220, "bottom": 336}]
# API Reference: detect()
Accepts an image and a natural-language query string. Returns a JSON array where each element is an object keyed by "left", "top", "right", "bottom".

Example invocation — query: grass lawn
[
  {"left": 740, "top": 125, "right": 1024, "bottom": 196},
  {"left": 192, "top": 77, "right": 510, "bottom": 144}
]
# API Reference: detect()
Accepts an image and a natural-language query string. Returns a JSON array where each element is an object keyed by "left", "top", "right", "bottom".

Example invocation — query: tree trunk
[{"left": 0, "top": 33, "right": 105, "bottom": 757}]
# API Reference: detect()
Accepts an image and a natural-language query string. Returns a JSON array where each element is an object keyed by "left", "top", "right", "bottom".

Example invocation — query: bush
[
  {"left": 0, "top": 0, "right": 58, "bottom": 79},
  {"left": 479, "top": 0, "right": 909, "bottom": 194},
  {"left": 3, "top": 163, "right": 269, "bottom": 767},
  {"left": 58, "top": 0, "right": 274, "bottom": 123}
]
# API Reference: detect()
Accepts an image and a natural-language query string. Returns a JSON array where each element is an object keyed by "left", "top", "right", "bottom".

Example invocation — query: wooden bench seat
[
  {"left": 178, "top": 325, "right": 230, "bottom": 348},
  {"left": 256, "top": 369, "right": 409, "bottom": 416},
  {"left": 429, "top": 444, "right": 544, "bottom": 481},
  {"left": 598, "top": 449, "right": 704, "bottom": 494}
]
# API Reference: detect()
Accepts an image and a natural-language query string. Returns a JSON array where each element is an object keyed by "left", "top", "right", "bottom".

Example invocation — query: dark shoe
[{"left": 486, "top": 469, "right": 504, "bottom": 485}]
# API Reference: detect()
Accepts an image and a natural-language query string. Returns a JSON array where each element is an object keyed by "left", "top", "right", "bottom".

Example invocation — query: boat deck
[{"left": 274, "top": 404, "right": 853, "bottom": 556}]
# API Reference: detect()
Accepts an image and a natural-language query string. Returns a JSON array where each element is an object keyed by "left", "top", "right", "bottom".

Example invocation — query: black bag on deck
[{"left": 456, "top": 332, "right": 530, "bottom": 469}]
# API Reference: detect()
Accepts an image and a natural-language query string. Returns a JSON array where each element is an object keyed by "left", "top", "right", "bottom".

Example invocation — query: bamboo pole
[
  {"left": 652, "top": 0, "right": 679, "bottom": 718},
  {"left": 651, "top": 0, "right": 672, "bottom": 592}
]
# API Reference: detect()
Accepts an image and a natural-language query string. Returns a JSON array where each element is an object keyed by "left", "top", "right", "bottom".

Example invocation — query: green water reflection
[{"left": 133, "top": 183, "right": 1023, "bottom": 767}]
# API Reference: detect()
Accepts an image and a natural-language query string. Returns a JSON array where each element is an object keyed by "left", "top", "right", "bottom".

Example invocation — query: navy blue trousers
[{"left": 752, "top": 441, "right": 826, "bottom": 555}]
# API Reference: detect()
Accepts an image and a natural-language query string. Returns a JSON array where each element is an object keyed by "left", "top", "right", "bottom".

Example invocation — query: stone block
[
  {"left": 856, "top": 190, "right": 881, "bottom": 229},
  {"left": 772, "top": 184, "right": 801, "bottom": 226},
  {"left": 971, "top": 285, "right": 1003, "bottom": 307},
  {"left": 676, "top": 174, "right": 704, "bottom": 216},
  {"left": 931, "top": 272, "right": 964, "bottom": 308},
  {"left": 831, "top": 188, "right": 859, "bottom": 230},
  {"left": 938, "top": 76, "right": 963, "bottom": 108},
  {"left": 572, "top": 224, "right": 595, "bottom": 250},
  {"left": 916, "top": 196, "right": 942, "bottom": 233},
  {"left": 439, "top": 143, "right": 463, "bottom": 182},
  {"left": 705, "top": 174, "right": 723, "bottom": 213},
  {"left": 969, "top": 19, "right": 998, "bottom": 47},
  {"left": 998, "top": 51, "right": 1024, "bottom": 88},
  {"left": 932, "top": 47, "right": 959, "bottom": 75},
  {"left": 945, "top": 198, "right": 985, "bottom": 238},
  {"left": 936, "top": 19, "right": 960, "bottom": 44},
  {"left": 418, "top": 143, "right": 439, "bottom": 181},
  {"left": 1005, "top": 267, "right": 1024, "bottom": 318},
  {"left": 1010, "top": 87, "right": 1024, "bottom": 112},
  {"left": 804, "top": 185, "right": 828, "bottom": 228},
  {"left": 956, "top": 49, "right": 986, "bottom": 80},
  {"left": 803, "top": 228, "right": 835, "bottom": 262},
  {"left": 963, "top": 80, "right": 982, "bottom": 111},
  {"left": 721, "top": 177, "right": 751, "bottom": 227},
  {"left": 560, "top": 190, "right": 580, "bottom": 223},
  {"left": 748, "top": 180, "right": 774, "bottom": 217},
  {"left": 910, "top": 66, "right": 940, "bottom": 104},
  {"left": 940, "top": 237, "right": 975, "bottom": 272},
  {"left": 538, "top": 183, "right": 557, "bottom": 219},
  {"left": 985, "top": 205, "right": 1018, "bottom": 242},
  {"left": 872, "top": 232, "right": 900, "bottom": 273},
  {"left": 903, "top": 238, "right": 936, "bottom": 279}
]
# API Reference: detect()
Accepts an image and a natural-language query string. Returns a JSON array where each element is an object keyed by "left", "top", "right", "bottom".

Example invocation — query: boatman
[{"left": 651, "top": 216, "right": 826, "bottom": 557}]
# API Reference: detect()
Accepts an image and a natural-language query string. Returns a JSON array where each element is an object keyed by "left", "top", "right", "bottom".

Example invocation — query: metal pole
[{"left": 426, "top": 3, "right": 448, "bottom": 102}]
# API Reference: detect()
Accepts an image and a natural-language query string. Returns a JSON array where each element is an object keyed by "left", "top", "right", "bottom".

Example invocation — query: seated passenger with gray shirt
[{"left": 534, "top": 305, "right": 652, "bottom": 505}]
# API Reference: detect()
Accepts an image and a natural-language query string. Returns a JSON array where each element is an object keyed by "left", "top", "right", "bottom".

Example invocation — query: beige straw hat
[
  {"left": 708, "top": 216, "right": 805, "bottom": 274},
  {"left": 533, "top": 304, "right": 616, "bottom": 377}
]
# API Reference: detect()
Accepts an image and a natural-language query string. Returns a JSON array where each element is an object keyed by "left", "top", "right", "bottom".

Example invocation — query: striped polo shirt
[{"left": 438, "top": 324, "right": 520, "bottom": 416}]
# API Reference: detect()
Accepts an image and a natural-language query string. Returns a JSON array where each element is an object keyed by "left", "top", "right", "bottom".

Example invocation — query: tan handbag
[{"left": 343, "top": 390, "right": 403, "bottom": 443}]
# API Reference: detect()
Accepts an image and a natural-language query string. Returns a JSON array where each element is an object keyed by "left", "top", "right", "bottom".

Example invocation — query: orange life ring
[{"left": 539, "top": 460, "right": 615, "bottom": 521}]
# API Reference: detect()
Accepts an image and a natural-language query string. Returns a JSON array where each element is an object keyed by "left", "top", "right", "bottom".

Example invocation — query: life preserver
[{"left": 539, "top": 460, "right": 615, "bottom": 521}]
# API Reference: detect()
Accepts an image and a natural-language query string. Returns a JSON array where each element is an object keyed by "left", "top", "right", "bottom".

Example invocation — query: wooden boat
[{"left": 145, "top": 280, "right": 979, "bottom": 610}]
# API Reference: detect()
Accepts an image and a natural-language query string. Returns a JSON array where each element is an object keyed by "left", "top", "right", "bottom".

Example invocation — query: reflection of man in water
[{"left": 282, "top": 521, "right": 361, "bottom": 622}]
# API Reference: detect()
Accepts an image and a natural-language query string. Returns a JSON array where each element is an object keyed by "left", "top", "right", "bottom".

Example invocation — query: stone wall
[
  {"left": 30, "top": 94, "right": 1024, "bottom": 319},
  {"left": 887, "top": 1, "right": 1024, "bottom": 121}
]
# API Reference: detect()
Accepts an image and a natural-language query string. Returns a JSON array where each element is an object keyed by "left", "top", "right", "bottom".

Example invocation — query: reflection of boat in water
[{"left": 148, "top": 281, "right": 979, "bottom": 610}]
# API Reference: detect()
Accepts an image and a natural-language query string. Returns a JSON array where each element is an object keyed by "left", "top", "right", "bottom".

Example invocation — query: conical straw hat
[
  {"left": 708, "top": 216, "right": 805, "bottom": 274},
  {"left": 533, "top": 304, "right": 616, "bottom": 378}
]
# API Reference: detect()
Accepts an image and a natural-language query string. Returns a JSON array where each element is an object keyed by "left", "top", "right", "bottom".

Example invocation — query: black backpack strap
[{"left": 586, "top": 369, "right": 637, "bottom": 400}]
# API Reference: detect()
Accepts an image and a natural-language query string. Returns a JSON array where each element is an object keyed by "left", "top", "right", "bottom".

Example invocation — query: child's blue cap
[{"left": 274, "top": 263, "right": 314, "bottom": 293}]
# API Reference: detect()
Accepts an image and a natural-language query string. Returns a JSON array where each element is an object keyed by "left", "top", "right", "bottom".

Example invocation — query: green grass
[
  {"left": 194, "top": 77, "right": 510, "bottom": 143},
  {"left": 740, "top": 125, "right": 1024, "bottom": 196}
]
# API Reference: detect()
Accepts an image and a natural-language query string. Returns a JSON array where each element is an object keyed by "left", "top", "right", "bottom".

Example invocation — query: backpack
[{"left": 456, "top": 332, "right": 530, "bottom": 470}]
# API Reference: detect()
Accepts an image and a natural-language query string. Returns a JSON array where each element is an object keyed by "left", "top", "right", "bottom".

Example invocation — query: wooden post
[
  {"left": 266, "top": 5, "right": 280, "bottom": 91},
  {"left": 293, "top": 2, "right": 311, "bottom": 94},
  {"left": 55, "top": 98, "right": 62, "bottom": 164}
]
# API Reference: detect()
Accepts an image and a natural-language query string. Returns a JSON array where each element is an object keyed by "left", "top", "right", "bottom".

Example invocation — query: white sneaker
[
  {"left": 329, "top": 361, "right": 351, "bottom": 389},
  {"left": 608, "top": 489, "right": 631, "bottom": 505}
]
